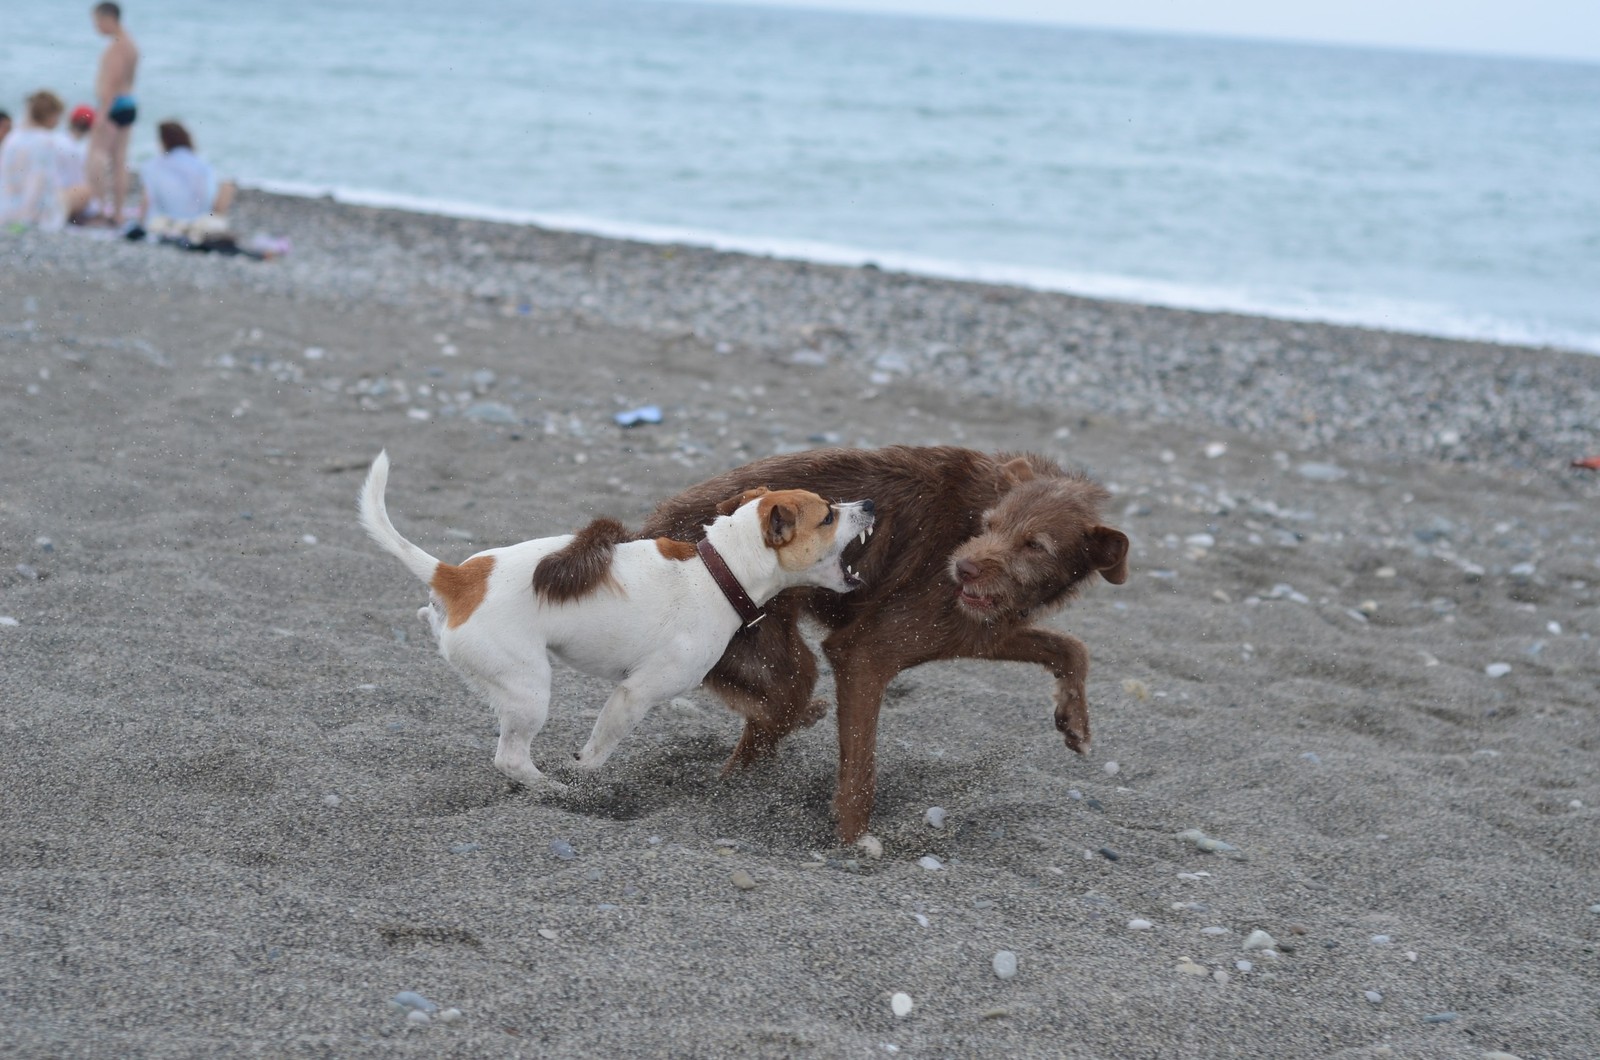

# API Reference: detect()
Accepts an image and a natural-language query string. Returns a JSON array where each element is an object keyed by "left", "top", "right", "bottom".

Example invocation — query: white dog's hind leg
[
  {"left": 484, "top": 656, "right": 565, "bottom": 792},
  {"left": 574, "top": 669, "right": 682, "bottom": 772}
]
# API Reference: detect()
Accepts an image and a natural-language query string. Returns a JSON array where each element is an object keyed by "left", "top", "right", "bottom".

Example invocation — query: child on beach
[{"left": 55, "top": 105, "right": 97, "bottom": 223}]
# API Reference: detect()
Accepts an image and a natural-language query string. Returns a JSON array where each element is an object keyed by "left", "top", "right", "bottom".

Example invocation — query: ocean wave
[{"left": 252, "top": 178, "right": 1600, "bottom": 356}]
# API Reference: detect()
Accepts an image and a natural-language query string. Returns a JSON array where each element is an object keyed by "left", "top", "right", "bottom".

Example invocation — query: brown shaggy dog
[{"left": 637, "top": 446, "right": 1128, "bottom": 843}]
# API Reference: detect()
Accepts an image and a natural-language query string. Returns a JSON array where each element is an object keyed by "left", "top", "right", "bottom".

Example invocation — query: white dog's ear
[
  {"left": 717, "top": 485, "right": 771, "bottom": 516},
  {"left": 998, "top": 456, "right": 1036, "bottom": 487},
  {"left": 762, "top": 499, "right": 797, "bottom": 548}
]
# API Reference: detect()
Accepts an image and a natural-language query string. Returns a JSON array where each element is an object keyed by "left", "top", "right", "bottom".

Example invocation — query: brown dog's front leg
[
  {"left": 979, "top": 627, "right": 1093, "bottom": 753},
  {"left": 824, "top": 638, "right": 897, "bottom": 844}
]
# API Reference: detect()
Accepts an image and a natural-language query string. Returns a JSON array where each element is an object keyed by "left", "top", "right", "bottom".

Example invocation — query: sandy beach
[{"left": 2, "top": 191, "right": 1598, "bottom": 1058}]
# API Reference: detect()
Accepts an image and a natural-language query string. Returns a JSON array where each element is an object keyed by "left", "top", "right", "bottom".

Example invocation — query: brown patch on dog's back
[
  {"left": 432, "top": 555, "right": 496, "bottom": 629},
  {"left": 534, "top": 517, "right": 630, "bottom": 603},
  {"left": 655, "top": 537, "right": 696, "bottom": 561}
]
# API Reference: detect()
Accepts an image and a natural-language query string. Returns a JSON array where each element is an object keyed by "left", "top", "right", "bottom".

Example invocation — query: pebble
[
  {"left": 549, "top": 839, "right": 577, "bottom": 860},
  {"left": 1299, "top": 752, "right": 1322, "bottom": 764},
  {"left": 322, "top": 793, "right": 341, "bottom": 808},
  {"left": 464, "top": 401, "right": 518, "bottom": 424},
  {"left": 856, "top": 834, "right": 884, "bottom": 859},
  {"left": 917, "top": 856, "right": 943, "bottom": 871},
  {"left": 1485, "top": 662, "right": 1512, "bottom": 678},
  {"left": 1204, "top": 442, "right": 1227, "bottom": 458},
  {"left": 731, "top": 870, "right": 757, "bottom": 891},
  {"left": 1174, "top": 958, "right": 1207, "bottom": 977},
  {"left": 1375, "top": 566, "right": 1396, "bottom": 578},
  {"left": 1364, "top": 990, "right": 1383, "bottom": 1004},
  {"left": 992, "top": 950, "right": 1018, "bottom": 980},
  {"left": 1098, "top": 847, "right": 1120, "bottom": 861},
  {"left": 407, "top": 1010, "right": 431, "bottom": 1026},
  {"left": 1127, "top": 919, "right": 1153, "bottom": 931},
  {"left": 912, "top": 913, "right": 929, "bottom": 927},
  {"left": 1422, "top": 1012, "right": 1458, "bottom": 1024},
  {"left": 301, "top": 534, "right": 318, "bottom": 545},
  {"left": 437, "top": 1008, "right": 462, "bottom": 1024},
  {"left": 1212, "top": 970, "right": 1230, "bottom": 986},
  {"left": 392, "top": 991, "right": 439, "bottom": 1013},
  {"left": 537, "top": 928, "right": 558, "bottom": 941},
  {"left": 448, "top": 842, "right": 481, "bottom": 854},
  {"left": 35, "top": 536, "right": 54, "bottom": 552},
  {"left": 1241, "top": 929, "right": 1277, "bottom": 951},
  {"left": 15, "top": 563, "right": 39, "bottom": 580},
  {"left": 1588, "top": 903, "right": 1600, "bottom": 914},
  {"left": 1483, "top": 1052, "right": 1525, "bottom": 1060},
  {"left": 890, "top": 992, "right": 913, "bottom": 1018},
  {"left": 1185, "top": 533, "right": 1215, "bottom": 548},
  {"left": 1297, "top": 462, "right": 1349, "bottom": 482},
  {"left": 1235, "top": 960, "right": 1253, "bottom": 973},
  {"left": 980, "top": 1007, "right": 1010, "bottom": 1020},
  {"left": 923, "top": 806, "right": 946, "bottom": 829},
  {"left": 1103, "top": 760, "right": 1120, "bottom": 776},
  {"left": 1200, "top": 926, "right": 1230, "bottom": 936},
  {"left": 1370, "top": 934, "right": 1392, "bottom": 945}
]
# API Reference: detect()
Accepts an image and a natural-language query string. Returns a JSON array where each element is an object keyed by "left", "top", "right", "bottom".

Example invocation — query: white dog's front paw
[
  {"left": 572, "top": 746, "right": 612, "bottom": 773},
  {"left": 494, "top": 755, "right": 566, "bottom": 793}
]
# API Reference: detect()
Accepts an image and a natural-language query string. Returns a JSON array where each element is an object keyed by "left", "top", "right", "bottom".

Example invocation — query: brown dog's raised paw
[{"left": 1053, "top": 678, "right": 1091, "bottom": 754}]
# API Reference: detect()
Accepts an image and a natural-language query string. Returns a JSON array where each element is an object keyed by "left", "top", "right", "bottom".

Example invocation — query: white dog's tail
[{"left": 359, "top": 451, "right": 442, "bottom": 585}]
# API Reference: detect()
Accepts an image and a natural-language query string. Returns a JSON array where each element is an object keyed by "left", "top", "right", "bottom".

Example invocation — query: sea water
[{"left": 5, "top": 0, "right": 1597, "bottom": 352}]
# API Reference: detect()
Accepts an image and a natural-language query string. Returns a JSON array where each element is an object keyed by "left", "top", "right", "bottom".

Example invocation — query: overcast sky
[{"left": 680, "top": 0, "right": 1600, "bottom": 63}]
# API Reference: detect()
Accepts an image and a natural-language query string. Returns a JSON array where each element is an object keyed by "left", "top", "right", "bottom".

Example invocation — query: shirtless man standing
[{"left": 88, "top": 2, "right": 139, "bottom": 225}]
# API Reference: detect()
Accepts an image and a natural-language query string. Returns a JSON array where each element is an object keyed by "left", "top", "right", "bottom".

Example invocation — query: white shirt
[
  {"left": 140, "top": 147, "right": 219, "bottom": 223},
  {"left": 53, "top": 131, "right": 88, "bottom": 190},
  {"left": 0, "top": 126, "right": 67, "bottom": 230}
]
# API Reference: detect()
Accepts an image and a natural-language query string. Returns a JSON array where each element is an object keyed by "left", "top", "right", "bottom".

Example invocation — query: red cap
[{"left": 70, "top": 105, "right": 96, "bottom": 127}]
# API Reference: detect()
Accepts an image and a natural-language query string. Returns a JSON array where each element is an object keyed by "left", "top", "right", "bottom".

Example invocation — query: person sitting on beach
[
  {"left": 139, "top": 120, "right": 235, "bottom": 229},
  {"left": 0, "top": 91, "right": 90, "bottom": 230},
  {"left": 55, "top": 105, "right": 98, "bottom": 223}
]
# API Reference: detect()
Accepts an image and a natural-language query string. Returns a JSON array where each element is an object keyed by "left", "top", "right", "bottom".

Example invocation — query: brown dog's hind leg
[
  {"left": 703, "top": 594, "right": 821, "bottom": 772},
  {"left": 969, "top": 627, "right": 1093, "bottom": 753}
]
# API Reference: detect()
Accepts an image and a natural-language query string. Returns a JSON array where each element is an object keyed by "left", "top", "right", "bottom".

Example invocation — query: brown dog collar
[{"left": 696, "top": 538, "right": 765, "bottom": 627}]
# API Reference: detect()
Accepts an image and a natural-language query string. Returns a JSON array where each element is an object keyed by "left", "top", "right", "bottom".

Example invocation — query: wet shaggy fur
[
  {"left": 639, "top": 445, "right": 1128, "bottom": 842},
  {"left": 533, "top": 517, "right": 630, "bottom": 603}
]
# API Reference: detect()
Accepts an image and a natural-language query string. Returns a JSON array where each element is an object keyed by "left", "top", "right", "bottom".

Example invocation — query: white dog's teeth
[{"left": 859, "top": 531, "right": 868, "bottom": 545}]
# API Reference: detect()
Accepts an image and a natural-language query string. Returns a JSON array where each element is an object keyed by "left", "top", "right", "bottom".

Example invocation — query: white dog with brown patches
[{"left": 359, "top": 452, "right": 875, "bottom": 790}]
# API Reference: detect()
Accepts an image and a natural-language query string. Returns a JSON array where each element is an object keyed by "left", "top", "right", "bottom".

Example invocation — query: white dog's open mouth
[{"left": 841, "top": 557, "right": 865, "bottom": 588}]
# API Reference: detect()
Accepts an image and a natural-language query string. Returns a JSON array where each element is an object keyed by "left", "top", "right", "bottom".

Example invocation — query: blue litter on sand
[{"left": 614, "top": 405, "right": 662, "bottom": 427}]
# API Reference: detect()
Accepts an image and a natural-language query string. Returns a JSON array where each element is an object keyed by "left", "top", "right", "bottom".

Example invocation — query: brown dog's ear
[
  {"left": 716, "top": 485, "right": 771, "bottom": 516},
  {"left": 1087, "top": 526, "right": 1129, "bottom": 584},
  {"left": 762, "top": 499, "right": 797, "bottom": 548},
  {"left": 998, "top": 456, "right": 1036, "bottom": 488}
]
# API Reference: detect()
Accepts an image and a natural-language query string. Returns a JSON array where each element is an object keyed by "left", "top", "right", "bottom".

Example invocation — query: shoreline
[
  {"left": 7, "top": 187, "right": 1599, "bottom": 470},
  {"left": 248, "top": 179, "right": 1600, "bottom": 358}
]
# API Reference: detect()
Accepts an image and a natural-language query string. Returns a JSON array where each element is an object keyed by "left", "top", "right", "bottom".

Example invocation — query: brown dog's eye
[
  {"left": 1026, "top": 538, "right": 1046, "bottom": 551},
  {"left": 822, "top": 510, "right": 835, "bottom": 526}
]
